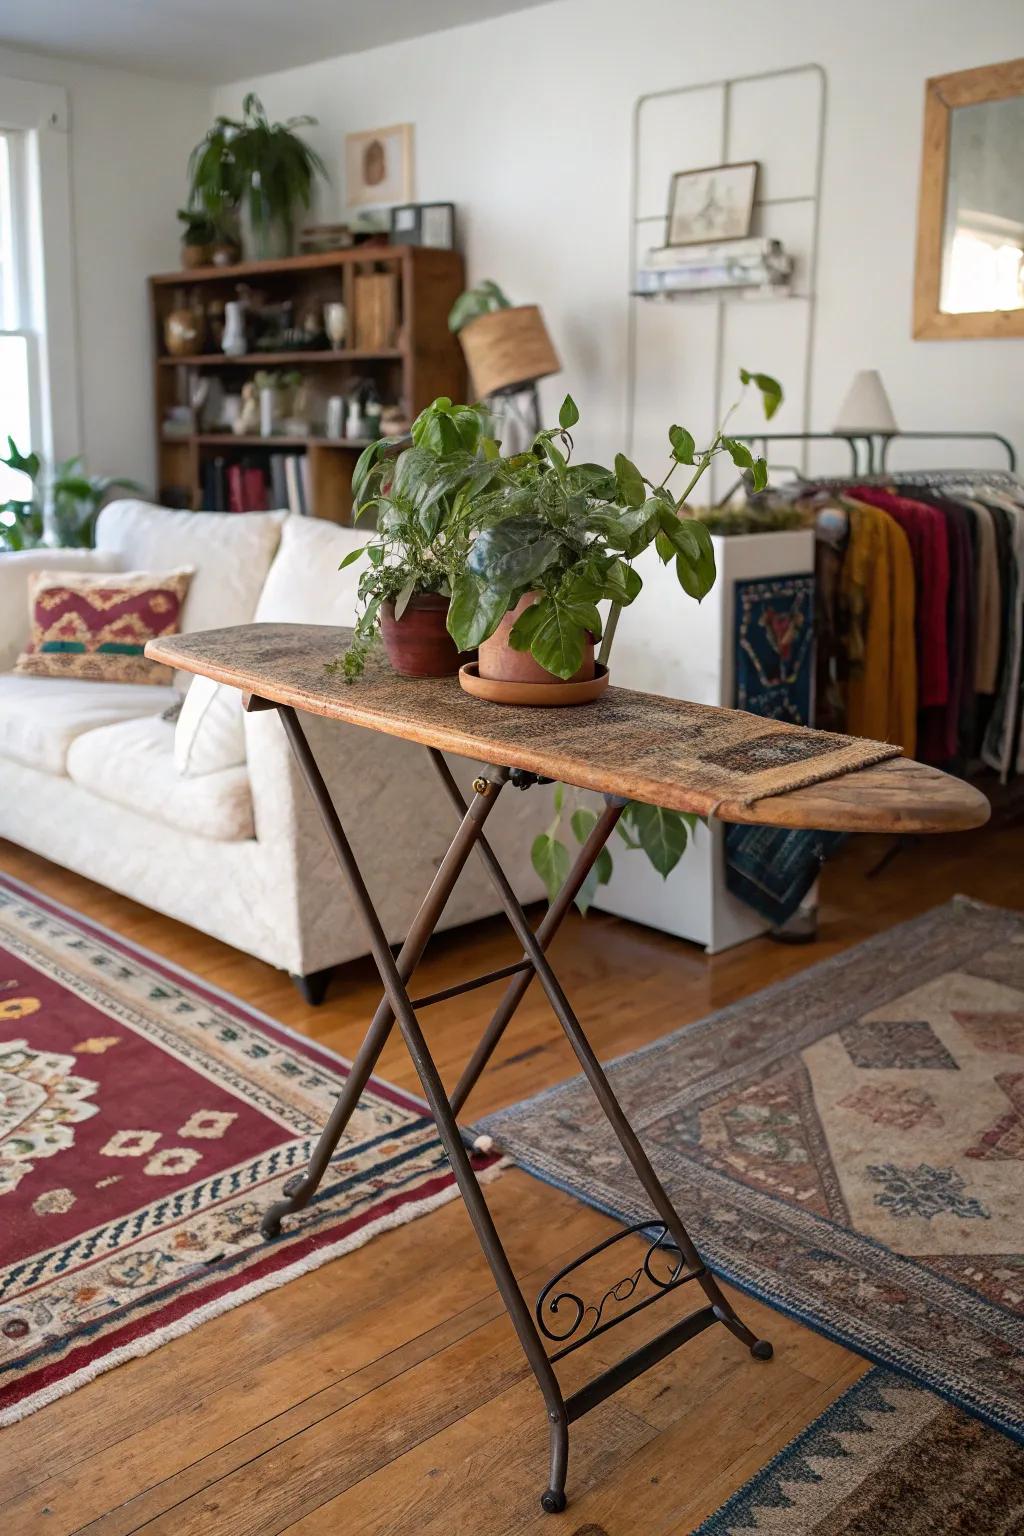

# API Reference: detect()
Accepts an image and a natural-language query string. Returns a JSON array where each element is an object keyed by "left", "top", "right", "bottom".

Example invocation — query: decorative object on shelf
[
  {"left": 211, "top": 235, "right": 239, "bottom": 267},
  {"left": 634, "top": 236, "right": 792, "bottom": 298},
  {"left": 833, "top": 368, "right": 899, "bottom": 435},
  {"left": 161, "top": 404, "right": 193, "bottom": 438},
  {"left": 344, "top": 122, "right": 413, "bottom": 207},
  {"left": 379, "top": 404, "right": 409, "bottom": 437},
  {"left": 353, "top": 270, "right": 399, "bottom": 349},
  {"left": 345, "top": 397, "right": 366, "bottom": 440},
  {"left": 914, "top": 57, "right": 1024, "bottom": 340},
  {"left": 252, "top": 369, "right": 302, "bottom": 438},
  {"left": 299, "top": 221, "right": 354, "bottom": 253},
  {"left": 205, "top": 297, "right": 226, "bottom": 351},
  {"left": 0, "top": 438, "right": 141, "bottom": 551},
  {"left": 389, "top": 202, "right": 455, "bottom": 249},
  {"left": 666, "top": 160, "right": 759, "bottom": 245},
  {"left": 325, "top": 395, "right": 345, "bottom": 440},
  {"left": 221, "top": 299, "right": 248, "bottom": 356},
  {"left": 233, "top": 382, "right": 261, "bottom": 436},
  {"left": 187, "top": 93, "right": 327, "bottom": 261},
  {"left": 177, "top": 209, "right": 215, "bottom": 268},
  {"left": 324, "top": 300, "right": 348, "bottom": 350},
  {"left": 164, "top": 295, "right": 205, "bottom": 357}
]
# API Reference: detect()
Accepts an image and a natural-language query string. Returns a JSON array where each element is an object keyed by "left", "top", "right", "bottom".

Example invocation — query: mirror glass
[{"left": 940, "top": 95, "right": 1024, "bottom": 313}]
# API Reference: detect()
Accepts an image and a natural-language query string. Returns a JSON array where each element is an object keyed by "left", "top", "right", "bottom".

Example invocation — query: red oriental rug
[{"left": 0, "top": 873, "right": 499, "bottom": 1425}]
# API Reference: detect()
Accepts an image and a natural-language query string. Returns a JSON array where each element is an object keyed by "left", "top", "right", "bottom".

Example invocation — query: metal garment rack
[
  {"left": 255, "top": 703, "right": 773, "bottom": 1515},
  {"left": 626, "top": 63, "right": 827, "bottom": 498},
  {"left": 730, "top": 426, "right": 1018, "bottom": 478}
]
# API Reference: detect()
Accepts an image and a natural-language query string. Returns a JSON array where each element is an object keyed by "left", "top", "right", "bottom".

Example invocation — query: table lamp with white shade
[{"left": 833, "top": 370, "right": 899, "bottom": 437}]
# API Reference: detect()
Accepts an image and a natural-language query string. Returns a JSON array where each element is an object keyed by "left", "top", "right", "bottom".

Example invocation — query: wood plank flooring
[{"left": 1, "top": 806, "right": 1021, "bottom": 1535}]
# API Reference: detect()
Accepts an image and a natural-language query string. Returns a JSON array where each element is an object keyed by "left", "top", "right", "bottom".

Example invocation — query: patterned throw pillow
[{"left": 15, "top": 567, "right": 194, "bottom": 685}]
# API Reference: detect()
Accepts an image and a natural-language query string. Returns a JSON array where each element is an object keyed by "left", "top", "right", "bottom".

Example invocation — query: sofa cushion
[
  {"left": 15, "top": 567, "right": 193, "bottom": 685},
  {"left": 254, "top": 514, "right": 369, "bottom": 625},
  {"left": 67, "top": 716, "right": 254, "bottom": 842},
  {"left": 95, "top": 501, "right": 286, "bottom": 635},
  {"left": 0, "top": 548, "right": 124, "bottom": 671},
  {"left": 174, "top": 675, "right": 246, "bottom": 777},
  {"left": 0, "top": 673, "right": 176, "bottom": 776}
]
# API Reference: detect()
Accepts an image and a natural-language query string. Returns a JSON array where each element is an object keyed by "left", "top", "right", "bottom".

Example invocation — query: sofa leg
[{"left": 291, "top": 967, "right": 334, "bottom": 1007}]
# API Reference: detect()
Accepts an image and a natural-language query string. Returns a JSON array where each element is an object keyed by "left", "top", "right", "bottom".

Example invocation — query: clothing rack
[{"left": 731, "top": 428, "right": 1017, "bottom": 476}]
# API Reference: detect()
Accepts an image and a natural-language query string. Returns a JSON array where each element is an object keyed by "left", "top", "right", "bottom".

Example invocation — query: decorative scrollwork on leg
[{"left": 536, "top": 1221, "right": 697, "bottom": 1360}]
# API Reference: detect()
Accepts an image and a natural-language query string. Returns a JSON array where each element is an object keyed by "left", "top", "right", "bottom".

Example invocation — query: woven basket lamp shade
[{"left": 458, "top": 305, "right": 561, "bottom": 397}]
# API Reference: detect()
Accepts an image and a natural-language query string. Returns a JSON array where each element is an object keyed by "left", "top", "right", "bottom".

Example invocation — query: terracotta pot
[
  {"left": 380, "top": 593, "right": 466, "bottom": 678},
  {"left": 181, "top": 242, "right": 211, "bottom": 270},
  {"left": 477, "top": 593, "right": 596, "bottom": 685}
]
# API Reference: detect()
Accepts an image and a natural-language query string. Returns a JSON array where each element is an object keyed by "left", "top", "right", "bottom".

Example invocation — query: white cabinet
[{"left": 594, "top": 529, "right": 815, "bottom": 952}]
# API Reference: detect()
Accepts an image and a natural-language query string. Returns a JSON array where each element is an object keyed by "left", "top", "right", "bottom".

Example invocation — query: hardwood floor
[{"left": 1, "top": 810, "right": 1021, "bottom": 1535}]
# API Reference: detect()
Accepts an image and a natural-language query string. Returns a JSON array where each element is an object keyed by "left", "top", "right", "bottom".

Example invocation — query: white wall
[
  {"left": 0, "top": 45, "right": 209, "bottom": 488},
  {"left": 211, "top": 0, "right": 1024, "bottom": 472}
]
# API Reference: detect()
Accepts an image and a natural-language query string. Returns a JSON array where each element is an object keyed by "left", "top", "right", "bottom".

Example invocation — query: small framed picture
[
  {"left": 389, "top": 202, "right": 455, "bottom": 249},
  {"left": 666, "top": 161, "right": 759, "bottom": 246},
  {"left": 345, "top": 123, "right": 414, "bottom": 208}
]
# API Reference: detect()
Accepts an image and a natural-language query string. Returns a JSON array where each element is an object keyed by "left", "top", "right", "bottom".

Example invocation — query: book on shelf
[
  {"left": 269, "top": 454, "right": 289, "bottom": 511},
  {"left": 284, "top": 454, "right": 307, "bottom": 516}
]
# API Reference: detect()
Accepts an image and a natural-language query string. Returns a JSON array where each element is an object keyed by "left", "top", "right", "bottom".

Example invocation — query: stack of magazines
[{"left": 634, "top": 237, "right": 793, "bottom": 297}]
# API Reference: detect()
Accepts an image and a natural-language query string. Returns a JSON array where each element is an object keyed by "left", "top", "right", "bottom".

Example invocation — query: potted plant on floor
[
  {"left": 187, "top": 93, "right": 327, "bottom": 261},
  {"left": 0, "top": 439, "right": 142, "bottom": 550}
]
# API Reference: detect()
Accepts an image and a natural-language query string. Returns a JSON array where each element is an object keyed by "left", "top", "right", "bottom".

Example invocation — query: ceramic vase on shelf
[
  {"left": 259, "top": 387, "right": 278, "bottom": 438},
  {"left": 221, "top": 302, "right": 247, "bottom": 357},
  {"left": 241, "top": 190, "right": 293, "bottom": 261},
  {"left": 324, "top": 302, "right": 347, "bottom": 350}
]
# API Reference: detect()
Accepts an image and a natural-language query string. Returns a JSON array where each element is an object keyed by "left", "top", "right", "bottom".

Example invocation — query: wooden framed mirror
[{"left": 914, "top": 57, "right": 1024, "bottom": 339}]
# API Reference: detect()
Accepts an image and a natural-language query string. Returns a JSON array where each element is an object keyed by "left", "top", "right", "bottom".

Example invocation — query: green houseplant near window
[
  {"left": 187, "top": 93, "right": 327, "bottom": 261},
  {"left": 0, "top": 438, "right": 142, "bottom": 552}
]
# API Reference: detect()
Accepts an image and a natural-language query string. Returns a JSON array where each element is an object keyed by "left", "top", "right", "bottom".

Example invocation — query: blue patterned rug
[
  {"left": 479, "top": 898, "right": 1024, "bottom": 1441},
  {"left": 696, "top": 1368, "right": 1024, "bottom": 1534}
]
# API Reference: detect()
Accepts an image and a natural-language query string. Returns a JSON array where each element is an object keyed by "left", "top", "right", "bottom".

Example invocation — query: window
[
  {"left": 0, "top": 129, "right": 36, "bottom": 503},
  {"left": 0, "top": 77, "right": 78, "bottom": 507}
]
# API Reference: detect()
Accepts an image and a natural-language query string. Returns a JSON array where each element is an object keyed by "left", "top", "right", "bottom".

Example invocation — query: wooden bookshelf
[{"left": 150, "top": 245, "right": 466, "bottom": 522}]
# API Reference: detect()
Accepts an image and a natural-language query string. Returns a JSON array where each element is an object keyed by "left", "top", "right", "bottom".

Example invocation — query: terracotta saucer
[{"left": 458, "top": 661, "right": 609, "bottom": 706}]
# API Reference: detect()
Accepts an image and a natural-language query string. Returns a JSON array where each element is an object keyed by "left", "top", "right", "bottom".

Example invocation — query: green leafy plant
[
  {"left": 327, "top": 398, "right": 495, "bottom": 681},
  {"left": 447, "top": 279, "right": 513, "bottom": 334},
  {"left": 331, "top": 368, "right": 782, "bottom": 901},
  {"left": 0, "top": 438, "right": 141, "bottom": 551},
  {"left": 187, "top": 93, "right": 327, "bottom": 252},
  {"left": 176, "top": 208, "right": 217, "bottom": 247}
]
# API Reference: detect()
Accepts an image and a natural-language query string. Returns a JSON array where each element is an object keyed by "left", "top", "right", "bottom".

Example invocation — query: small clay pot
[
  {"left": 380, "top": 593, "right": 466, "bottom": 678},
  {"left": 181, "top": 242, "right": 211, "bottom": 270},
  {"left": 211, "top": 242, "right": 239, "bottom": 268},
  {"left": 477, "top": 593, "right": 596, "bottom": 685}
]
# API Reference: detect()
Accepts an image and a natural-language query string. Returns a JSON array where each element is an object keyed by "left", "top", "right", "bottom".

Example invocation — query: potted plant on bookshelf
[
  {"left": 177, "top": 209, "right": 216, "bottom": 269},
  {"left": 186, "top": 94, "right": 327, "bottom": 262}
]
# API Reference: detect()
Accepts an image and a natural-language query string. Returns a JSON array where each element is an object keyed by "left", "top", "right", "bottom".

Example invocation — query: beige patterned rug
[{"left": 481, "top": 897, "right": 1024, "bottom": 1440}]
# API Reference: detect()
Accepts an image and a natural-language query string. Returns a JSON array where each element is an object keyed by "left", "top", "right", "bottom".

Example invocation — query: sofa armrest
[{"left": 0, "top": 548, "right": 123, "bottom": 671}]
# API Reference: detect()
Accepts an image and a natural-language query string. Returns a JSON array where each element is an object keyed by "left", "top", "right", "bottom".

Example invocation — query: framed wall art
[
  {"left": 345, "top": 123, "right": 414, "bottom": 208},
  {"left": 389, "top": 202, "right": 456, "bottom": 248},
  {"left": 666, "top": 161, "right": 759, "bottom": 246}
]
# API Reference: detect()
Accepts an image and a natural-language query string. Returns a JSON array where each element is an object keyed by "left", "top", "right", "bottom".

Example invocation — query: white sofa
[{"left": 0, "top": 501, "right": 545, "bottom": 992}]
